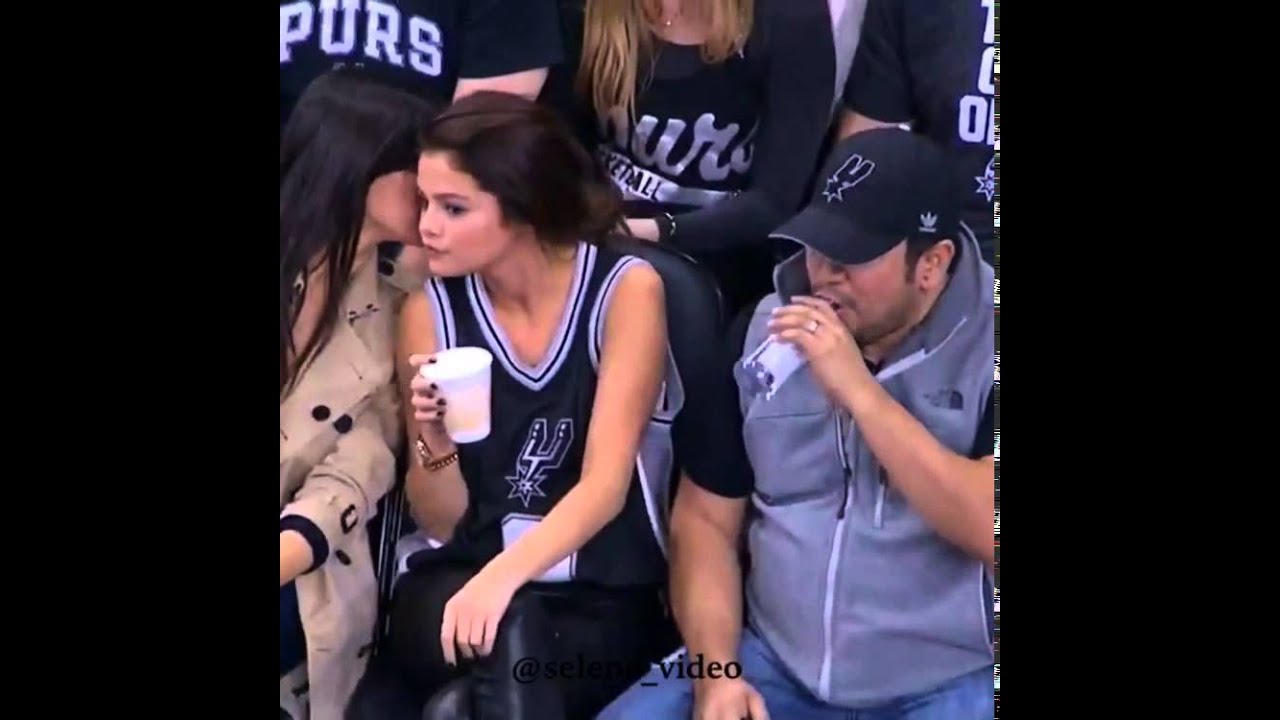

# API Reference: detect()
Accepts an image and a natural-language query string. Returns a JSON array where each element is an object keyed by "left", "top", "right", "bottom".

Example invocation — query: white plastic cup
[{"left": 419, "top": 347, "right": 494, "bottom": 444}]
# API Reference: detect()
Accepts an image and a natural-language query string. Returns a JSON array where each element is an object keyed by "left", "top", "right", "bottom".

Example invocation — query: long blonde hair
[{"left": 576, "top": 0, "right": 754, "bottom": 123}]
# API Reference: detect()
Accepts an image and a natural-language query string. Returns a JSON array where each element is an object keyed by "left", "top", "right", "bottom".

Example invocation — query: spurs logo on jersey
[
  {"left": 598, "top": 110, "right": 757, "bottom": 208},
  {"left": 280, "top": 0, "right": 445, "bottom": 78},
  {"left": 506, "top": 419, "right": 574, "bottom": 509},
  {"left": 957, "top": 0, "right": 996, "bottom": 149}
]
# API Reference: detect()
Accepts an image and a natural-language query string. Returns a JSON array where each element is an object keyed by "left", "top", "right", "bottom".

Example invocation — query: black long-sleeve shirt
[
  {"left": 660, "top": 0, "right": 837, "bottom": 254},
  {"left": 546, "top": 0, "right": 837, "bottom": 310}
]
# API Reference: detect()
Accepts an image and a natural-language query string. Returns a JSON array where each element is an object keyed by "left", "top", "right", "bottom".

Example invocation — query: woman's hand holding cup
[
  {"left": 409, "top": 354, "right": 454, "bottom": 452},
  {"left": 411, "top": 347, "right": 494, "bottom": 446}
]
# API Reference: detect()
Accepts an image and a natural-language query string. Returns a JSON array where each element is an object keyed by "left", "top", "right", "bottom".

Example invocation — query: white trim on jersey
[
  {"left": 588, "top": 255, "right": 645, "bottom": 370},
  {"left": 467, "top": 243, "right": 597, "bottom": 391},
  {"left": 635, "top": 453, "right": 668, "bottom": 558},
  {"left": 425, "top": 276, "right": 457, "bottom": 350}
]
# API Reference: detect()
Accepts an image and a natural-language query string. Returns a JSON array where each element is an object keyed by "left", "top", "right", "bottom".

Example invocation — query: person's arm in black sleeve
[
  {"left": 658, "top": 0, "right": 837, "bottom": 254},
  {"left": 454, "top": 0, "right": 564, "bottom": 100},
  {"left": 838, "top": 0, "right": 914, "bottom": 137},
  {"left": 969, "top": 385, "right": 996, "bottom": 459},
  {"left": 676, "top": 311, "right": 755, "bottom": 500},
  {"left": 667, "top": 313, "right": 755, "bottom": 704}
]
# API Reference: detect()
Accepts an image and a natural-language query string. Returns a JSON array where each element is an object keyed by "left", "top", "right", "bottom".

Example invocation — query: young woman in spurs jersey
[{"left": 389, "top": 91, "right": 678, "bottom": 720}]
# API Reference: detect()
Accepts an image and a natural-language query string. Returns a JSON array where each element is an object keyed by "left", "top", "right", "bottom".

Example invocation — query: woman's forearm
[
  {"left": 404, "top": 443, "right": 469, "bottom": 543},
  {"left": 485, "top": 477, "right": 627, "bottom": 585}
]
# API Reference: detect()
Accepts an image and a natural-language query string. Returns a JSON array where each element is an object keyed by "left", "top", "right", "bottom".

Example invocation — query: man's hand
[
  {"left": 695, "top": 678, "right": 770, "bottom": 720},
  {"left": 767, "top": 296, "right": 873, "bottom": 401}
]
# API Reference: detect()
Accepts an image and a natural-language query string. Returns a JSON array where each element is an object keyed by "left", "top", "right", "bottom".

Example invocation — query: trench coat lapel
[{"left": 280, "top": 259, "right": 388, "bottom": 462}]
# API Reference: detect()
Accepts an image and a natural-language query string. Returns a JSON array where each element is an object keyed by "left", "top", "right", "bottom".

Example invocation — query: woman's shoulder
[
  {"left": 749, "top": 0, "right": 836, "bottom": 47},
  {"left": 599, "top": 254, "right": 663, "bottom": 317},
  {"left": 590, "top": 244, "right": 661, "bottom": 291}
]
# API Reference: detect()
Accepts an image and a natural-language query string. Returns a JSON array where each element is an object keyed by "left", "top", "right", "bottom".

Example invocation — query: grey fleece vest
[{"left": 739, "top": 236, "right": 995, "bottom": 707}]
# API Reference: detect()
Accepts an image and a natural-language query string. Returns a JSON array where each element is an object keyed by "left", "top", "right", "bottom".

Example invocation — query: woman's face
[
  {"left": 363, "top": 170, "right": 422, "bottom": 249},
  {"left": 415, "top": 151, "right": 520, "bottom": 277}
]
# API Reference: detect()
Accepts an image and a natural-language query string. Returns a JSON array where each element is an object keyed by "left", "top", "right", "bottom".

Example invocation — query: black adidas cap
[{"left": 770, "top": 128, "right": 964, "bottom": 265}]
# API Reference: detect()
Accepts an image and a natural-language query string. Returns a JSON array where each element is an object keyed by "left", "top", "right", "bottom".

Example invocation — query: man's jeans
[{"left": 597, "top": 628, "right": 994, "bottom": 720}]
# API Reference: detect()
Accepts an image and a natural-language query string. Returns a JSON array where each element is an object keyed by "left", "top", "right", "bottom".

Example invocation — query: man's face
[{"left": 804, "top": 241, "right": 922, "bottom": 349}]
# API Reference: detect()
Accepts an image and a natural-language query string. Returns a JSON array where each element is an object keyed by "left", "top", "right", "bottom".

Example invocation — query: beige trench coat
[{"left": 280, "top": 258, "right": 406, "bottom": 720}]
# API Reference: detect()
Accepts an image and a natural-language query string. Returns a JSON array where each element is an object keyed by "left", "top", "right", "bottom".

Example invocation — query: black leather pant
[{"left": 388, "top": 559, "right": 675, "bottom": 720}]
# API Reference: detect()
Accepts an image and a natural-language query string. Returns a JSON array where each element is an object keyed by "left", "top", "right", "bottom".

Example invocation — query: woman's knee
[
  {"left": 421, "top": 677, "right": 473, "bottom": 720},
  {"left": 388, "top": 563, "right": 475, "bottom": 689}
]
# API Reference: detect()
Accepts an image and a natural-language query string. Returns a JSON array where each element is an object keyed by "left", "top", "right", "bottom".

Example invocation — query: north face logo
[{"left": 925, "top": 388, "right": 964, "bottom": 410}]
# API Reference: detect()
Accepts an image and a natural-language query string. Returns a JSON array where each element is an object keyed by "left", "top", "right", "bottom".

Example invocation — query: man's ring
[{"left": 806, "top": 319, "right": 819, "bottom": 334}]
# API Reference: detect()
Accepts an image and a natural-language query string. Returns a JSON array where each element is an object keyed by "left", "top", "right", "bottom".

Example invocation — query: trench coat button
[
  {"left": 335, "top": 549, "right": 352, "bottom": 565},
  {"left": 311, "top": 405, "right": 331, "bottom": 421},
  {"left": 333, "top": 414, "right": 354, "bottom": 434}
]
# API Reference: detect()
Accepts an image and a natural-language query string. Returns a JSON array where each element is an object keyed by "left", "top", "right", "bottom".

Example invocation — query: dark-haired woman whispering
[
  {"left": 279, "top": 68, "right": 434, "bottom": 720},
  {"left": 386, "top": 91, "right": 678, "bottom": 720}
]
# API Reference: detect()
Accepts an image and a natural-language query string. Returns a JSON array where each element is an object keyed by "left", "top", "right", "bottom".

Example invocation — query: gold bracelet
[
  {"left": 415, "top": 434, "right": 459, "bottom": 472},
  {"left": 427, "top": 452, "right": 459, "bottom": 472}
]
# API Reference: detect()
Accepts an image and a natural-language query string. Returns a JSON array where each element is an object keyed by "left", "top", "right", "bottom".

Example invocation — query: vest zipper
[
  {"left": 820, "top": 413, "right": 854, "bottom": 699},
  {"left": 873, "top": 475, "right": 886, "bottom": 528},
  {"left": 836, "top": 413, "right": 852, "bottom": 520}
]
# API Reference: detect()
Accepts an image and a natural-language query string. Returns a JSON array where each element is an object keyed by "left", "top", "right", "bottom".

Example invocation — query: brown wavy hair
[
  {"left": 576, "top": 0, "right": 754, "bottom": 122},
  {"left": 418, "top": 91, "right": 623, "bottom": 247}
]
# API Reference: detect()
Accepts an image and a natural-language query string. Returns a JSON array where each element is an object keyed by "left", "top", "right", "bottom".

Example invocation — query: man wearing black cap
[{"left": 600, "top": 128, "right": 995, "bottom": 720}]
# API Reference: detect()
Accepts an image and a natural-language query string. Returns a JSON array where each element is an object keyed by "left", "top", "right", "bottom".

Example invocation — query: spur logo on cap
[{"left": 822, "top": 153, "right": 876, "bottom": 203}]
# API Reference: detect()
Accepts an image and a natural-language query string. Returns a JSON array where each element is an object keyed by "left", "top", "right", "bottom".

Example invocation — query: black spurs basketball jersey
[{"left": 425, "top": 242, "right": 682, "bottom": 588}]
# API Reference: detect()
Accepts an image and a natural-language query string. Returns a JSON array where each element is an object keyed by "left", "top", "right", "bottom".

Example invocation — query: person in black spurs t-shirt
[
  {"left": 551, "top": 0, "right": 840, "bottom": 316},
  {"left": 380, "top": 92, "right": 678, "bottom": 720},
  {"left": 280, "top": 0, "right": 564, "bottom": 124},
  {"left": 280, "top": 0, "right": 565, "bottom": 296},
  {"left": 839, "top": 0, "right": 998, "bottom": 265}
]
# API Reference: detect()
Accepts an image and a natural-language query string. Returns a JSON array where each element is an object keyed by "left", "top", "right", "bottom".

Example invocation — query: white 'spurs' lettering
[{"left": 280, "top": 0, "right": 444, "bottom": 77}]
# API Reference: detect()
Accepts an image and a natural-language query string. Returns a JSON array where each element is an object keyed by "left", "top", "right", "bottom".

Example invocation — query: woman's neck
[
  {"left": 651, "top": 0, "right": 707, "bottom": 44},
  {"left": 479, "top": 238, "right": 578, "bottom": 316},
  {"left": 355, "top": 224, "right": 390, "bottom": 264}
]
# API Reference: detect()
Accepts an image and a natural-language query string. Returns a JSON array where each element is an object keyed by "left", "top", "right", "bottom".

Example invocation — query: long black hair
[{"left": 280, "top": 68, "right": 435, "bottom": 396}]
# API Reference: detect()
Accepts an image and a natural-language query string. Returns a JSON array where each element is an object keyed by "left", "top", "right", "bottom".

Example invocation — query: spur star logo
[{"left": 506, "top": 419, "right": 574, "bottom": 508}]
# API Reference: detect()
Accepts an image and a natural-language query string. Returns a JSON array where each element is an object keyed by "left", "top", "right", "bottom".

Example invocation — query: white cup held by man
[{"left": 420, "top": 347, "right": 493, "bottom": 444}]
